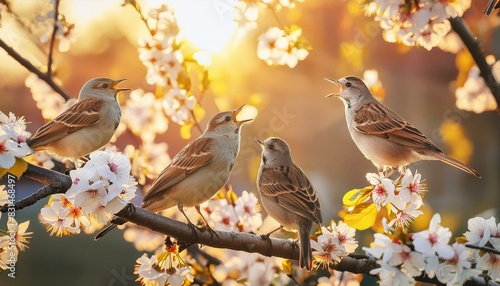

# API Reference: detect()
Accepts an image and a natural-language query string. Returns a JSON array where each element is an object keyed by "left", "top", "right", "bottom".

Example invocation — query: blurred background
[{"left": 0, "top": 0, "right": 499, "bottom": 285}]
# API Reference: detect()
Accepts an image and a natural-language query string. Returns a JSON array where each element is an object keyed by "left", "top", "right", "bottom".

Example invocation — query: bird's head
[
  {"left": 79, "top": 78, "right": 130, "bottom": 100},
  {"left": 256, "top": 137, "right": 292, "bottom": 165},
  {"left": 206, "top": 104, "right": 253, "bottom": 135},
  {"left": 324, "top": 76, "right": 372, "bottom": 108}
]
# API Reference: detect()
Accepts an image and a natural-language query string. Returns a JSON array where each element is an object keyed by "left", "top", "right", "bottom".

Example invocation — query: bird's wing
[
  {"left": 259, "top": 164, "right": 322, "bottom": 224},
  {"left": 142, "top": 137, "right": 214, "bottom": 201},
  {"left": 27, "top": 98, "right": 103, "bottom": 149},
  {"left": 353, "top": 102, "right": 441, "bottom": 152}
]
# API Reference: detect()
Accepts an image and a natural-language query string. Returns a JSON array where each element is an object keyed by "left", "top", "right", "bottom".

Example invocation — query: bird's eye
[
  {"left": 268, "top": 144, "right": 274, "bottom": 150},
  {"left": 224, "top": 116, "right": 231, "bottom": 122},
  {"left": 346, "top": 82, "right": 352, "bottom": 87},
  {"left": 102, "top": 83, "right": 109, "bottom": 89}
]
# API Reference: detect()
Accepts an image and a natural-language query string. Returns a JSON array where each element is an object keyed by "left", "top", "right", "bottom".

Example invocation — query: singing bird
[
  {"left": 257, "top": 137, "right": 322, "bottom": 270},
  {"left": 27, "top": 77, "right": 128, "bottom": 161},
  {"left": 325, "top": 76, "right": 481, "bottom": 178},
  {"left": 95, "top": 105, "right": 252, "bottom": 240}
]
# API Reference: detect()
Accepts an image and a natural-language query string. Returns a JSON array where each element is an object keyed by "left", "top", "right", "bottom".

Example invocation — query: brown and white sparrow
[
  {"left": 325, "top": 76, "right": 481, "bottom": 178},
  {"left": 95, "top": 105, "right": 252, "bottom": 240},
  {"left": 27, "top": 78, "right": 128, "bottom": 161},
  {"left": 256, "top": 137, "right": 322, "bottom": 270}
]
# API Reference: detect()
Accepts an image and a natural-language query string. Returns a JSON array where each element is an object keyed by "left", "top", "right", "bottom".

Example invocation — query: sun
[{"left": 169, "top": 0, "right": 238, "bottom": 53}]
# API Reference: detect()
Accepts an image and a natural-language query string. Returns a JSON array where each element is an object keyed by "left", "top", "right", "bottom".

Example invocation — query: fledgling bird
[
  {"left": 95, "top": 105, "right": 252, "bottom": 240},
  {"left": 325, "top": 76, "right": 481, "bottom": 178},
  {"left": 27, "top": 77, "right": 128, "bottom": 161},
  {"left": 256, "top": 137, "right": 322, "bottom": 270}
]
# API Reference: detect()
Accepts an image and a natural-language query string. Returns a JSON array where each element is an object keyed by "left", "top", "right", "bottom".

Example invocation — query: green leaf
[{"left": 344, "top": 203, "right": 378, "bottom": 230}]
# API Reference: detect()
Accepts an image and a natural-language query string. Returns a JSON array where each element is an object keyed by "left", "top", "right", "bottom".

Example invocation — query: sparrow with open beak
[
  {"left": 325, "top": 76, "right": 480, "bottom": 178},
  {"left": 95, "top": 105, "right": 253, "bottom": 240},
  {"left": 27, "top": 77, "right": 129, "bottom": 161}
]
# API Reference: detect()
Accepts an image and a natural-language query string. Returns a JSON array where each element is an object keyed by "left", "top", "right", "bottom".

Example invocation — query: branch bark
[
  {"left": 0, "top": 39, "right": 71, "bottom": 101},
  {"left": 2, "top": 163, "right": 498, "bottom": 286},
  {"left": 450, "top": 17, "right": 500, "bottom": 113},
  {"left": 0, "top": 163, "right": 71, "bottom": 212}
]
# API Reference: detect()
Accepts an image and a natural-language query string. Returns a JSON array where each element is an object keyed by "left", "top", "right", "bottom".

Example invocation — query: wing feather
[
  {"left": 259, "top": 164, "right": 322, "bottom": 224},
  {"left": 142, "top": 137, "right": 214, "bottom": 202},
  {"left": 27, "top": 98, "right": 103, "bottom": 149},
  {"left": 353, "top": 102, "right": 441, "bottom": 152}
]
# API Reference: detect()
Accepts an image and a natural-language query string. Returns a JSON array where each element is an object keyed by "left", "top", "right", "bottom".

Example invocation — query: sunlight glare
[{"left": 170, "top": 0, "right": 237, "bottom": 52}]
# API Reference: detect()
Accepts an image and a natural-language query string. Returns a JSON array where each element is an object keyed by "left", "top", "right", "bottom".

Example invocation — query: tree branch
[
  {"left": 46, "top": 0, "right": 61, "bottom": 75},
  {"left": 466, "top": 244, "right": 500, "bottom": 256},
  {"left": 450, "top": 17, "right": 500, "bottom": 113},
  {"left": 0, "top": 39, "right": 71, "bottom": 101},
  {"left": 0, "top": 163, "right": 71, "bottom": 212},
  {"left": 3, "top": 164, "right": 497, "bottom": 285},
  {"left": 114, "top": 205, "right": 378, "bottom": 273}
]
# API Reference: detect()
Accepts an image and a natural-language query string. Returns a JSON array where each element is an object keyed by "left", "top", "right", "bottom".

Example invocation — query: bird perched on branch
[
  {"left": 325, "top": 76, "right": 481, "bottom": 178},
  {"left": 95, "top": 105, "right": 253, "bottom": 240},
  {"left": 256, "top": 137, "right": 322, "bottom": 270},
  {"left": 27, "top": 77, "right": 128, "bottom": 162}
]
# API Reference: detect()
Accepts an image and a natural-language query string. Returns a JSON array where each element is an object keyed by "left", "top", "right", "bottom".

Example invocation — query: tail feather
[
  {"left": 94, "top": 216, "right": 127, "bottom": 240},
  {"left": 94, "top": 224, "right": 118, "bottom": 240},
  {"left": 298, "top": 219, "right": 313, "bottom": 270},
  {"left": 437, "top": 154, "right": 481, "bottom": 178}
]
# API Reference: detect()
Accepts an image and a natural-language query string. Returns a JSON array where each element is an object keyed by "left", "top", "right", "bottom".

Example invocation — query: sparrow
[
  {"left": 27, "top": 77, "right": 128, "bottom": 161},
  {"left": 325, "top": 76, "right": 481, "bottom": 178},
  {"left": 256, "top": 137, "right": 322, "bottom": 270},
  {"left": 95, "top": 105, "right": 252, "bottom": 240}
]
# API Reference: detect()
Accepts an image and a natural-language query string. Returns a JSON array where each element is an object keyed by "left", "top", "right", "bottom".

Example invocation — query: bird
[
  {"left": 256, "top": 137, "right": 322, "bottom": 270},
  {"left": 484, "top": 0, "right": 500, "bottom": 15},
  {"left": 325, "top": 76, "right": 481, "bottom": 178},
  {"left": 95, "top": 105, "right": 252, "bottom": 240},
  {"left": 27, "top": 77, "right": 128, "bottom": 162}
]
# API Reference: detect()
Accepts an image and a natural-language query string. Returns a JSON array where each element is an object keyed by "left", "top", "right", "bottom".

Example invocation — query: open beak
[
  {"left": 255, "top": 138, "right": 264, "bottom": 147},
  {"left": 232, "top": 104, "right": 253, "bottom": 125},
  {"left": 324, "top": 78, "right": 343, "bottom": 98},
  {"left": 111, "top": 79, "right": 131, "bottom": 93}
]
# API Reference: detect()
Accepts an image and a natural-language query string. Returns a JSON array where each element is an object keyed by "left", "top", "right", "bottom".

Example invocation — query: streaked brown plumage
[
  {"left": 325, "top": 76, "right": 481, "bottom": 178},
  {"left": 257, "top": 137, "right": 322, "bottom": 270},
  {"left": 27, "top": 78, "right": 128, "bottom": 160},
  {"left": 95, "top": 105, "right": 252, "bottom": 240}
]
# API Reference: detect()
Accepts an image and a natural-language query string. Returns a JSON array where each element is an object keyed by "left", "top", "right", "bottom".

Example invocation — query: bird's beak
[
  {"left": 232, "top": 104, "right": 253, "bottom": 125},
  {"left": 324, "top": 78, "right": 343, "bottom": 98},
  {"left": 255, "top": 138, "right": 264, "bottom": 146},
  {"left": 111, "top": 79, "right": 131, "bottom": 92}
]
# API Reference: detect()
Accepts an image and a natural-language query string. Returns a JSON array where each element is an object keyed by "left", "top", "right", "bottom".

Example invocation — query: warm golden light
[{"left": 169, "top": 1, "right": 237, "bottom": 52}]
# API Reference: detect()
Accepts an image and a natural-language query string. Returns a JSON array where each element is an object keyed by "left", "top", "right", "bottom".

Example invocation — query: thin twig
[
  {"left": 47, "top": 0, "right": 61, "bottom": 75},
  {"left": 466, "top": 244, "right": 500, "bottom": 256},
  {"left": 450, "top": 17, "right": 500, "bottom": 113},
  {"left": 190, "top": 110, "right": 204, "bottom": 134},
  {"left": 0, "top": 39, "right": 71, "bottom": 100}
]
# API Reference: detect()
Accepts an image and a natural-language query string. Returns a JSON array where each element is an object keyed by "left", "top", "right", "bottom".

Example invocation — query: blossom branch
[
  {"left": 0, "top": 163, "right": 71, "bottom": 212},
  {"left": 450, "top": 17, "right": 500, "bottom": 113},
  {"left": 2, "top": 164, "right": 496, "bottom": 285},
  {"left": 46, "top": 0, "right": 61, "bottom": 75},
  {"left": 466, "top": 243, "right": 500, "bottom": 256},
  {"left": 114, "top": 204, "right": 378, "bottom": 273},
  {"left": 0, "top": 39, "right": 71, "bottom": 101}
]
